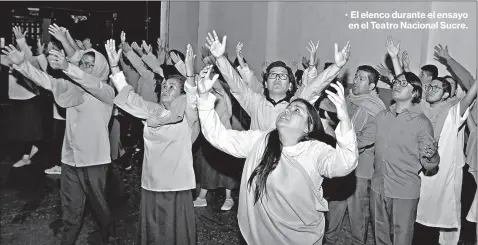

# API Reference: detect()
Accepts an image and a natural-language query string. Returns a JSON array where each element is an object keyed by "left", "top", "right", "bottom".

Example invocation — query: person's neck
[
  {"left": 429, "top": 99, "right": 446, "bottom": 108},
  {"left": 268, "top": 93, "right": 287, "bottom": 102},
  {"left": 162, "top": 101, "right": 172, "bottom": 110},
  {"left": 278, "top": 129, "right": 300, "bottom": 147},
  {"left": 394, "top": 100, "right": 414, "bottom": 113}
]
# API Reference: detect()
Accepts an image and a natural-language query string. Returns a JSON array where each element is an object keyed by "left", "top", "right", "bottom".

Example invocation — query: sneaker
[
  {"left": 221, "top": 198, "right": 234, "bottom": 211},
  {"left": 45, "top": 165, "right": 62, "bottom": 175},
  {"left": 193, "top": 198, "right": 207, "bottom": 207},
  {"left": 13, "top": 158, "right": 31, "bottom": 168}
]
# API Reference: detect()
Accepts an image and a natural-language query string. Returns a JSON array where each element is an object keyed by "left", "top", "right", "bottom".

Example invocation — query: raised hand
[
  {"left": 48, "top": 49, "right": 69, "bottom": 70},
  {"left": 2, "top": 45, "right": 25, "bottom": 65},
  {"left": 196, "top": 65, "right": 219, "bottom": 96},
  {"left": 48, "top": 24, "right": 67, "bottom": 42},
  {"left": 236, "top": 42, "right": 243, "bottom": 58},
  {"left": 120, "top": 31, "right": 126, "bottom": 43},
  {"left": 433, "top": 44, "right": 451, "bottom": 64},
  {"left": 334, "top": 41, "right": 351, "bottom": 68},
  {"left": 13, "top": 26, "right": 27, "bottom": 40},
  {"left": 142, "top": 40, "right": 152, "bottom": 54},
  {"left": 200, "top": 46, "right": 210, "bottom": 59},
  {"left": 170, "top": 51, "right": 182, "bottom": 64},
  {"left": 306, "top": 40, "right": 320, "bottom": 66},
  {"left": 37, "top": 38, "right": 45, "bottom": 55},
  {"left": 105, "top": 39, "right": 122, "bottom": 67},
  {"left": 121, "top": 42, "right": 132, "bottom": 54},
  {"left": 185, "top": 44, "right": 196, "bottom": 76},
  {"left": 386, "top": 36, "right": 400, "bottom": 58},
  {"left": 205, "top": 30, "right": 226, "bottom": 58},
  {"left": 131, "top": 42, "right": 143, "bottom": 55},
  {"left": 75, "top": 40, "right": 86, "bottom": 50},
  {"left": 325, "top": 82, "right": 349, "bottom": 121}
]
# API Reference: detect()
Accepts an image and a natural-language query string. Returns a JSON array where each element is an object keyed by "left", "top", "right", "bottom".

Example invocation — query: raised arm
[
  {"left": 198, "top": 92, "right": 263, "bottom": 158},
  {"left": 386, "top": 36, "right": 403, "bottom": 76},
  {"left": 48, "top": 49, "right": 115, "bottom": 104},
  {"left": 206, "top": 30, "right": 263, "bottom": 116},
  {"left": 434, "top": 45, "right": 475, "bottom": 90},
  {"left": 4, "top": 46, "right": 84, "bottom": 108},
  {"left": 297, "top": 42, "right": 351, "bottom": 104},
  {"left": 316, "top": 82, "right": 358, "bottom": 177},
  {"left": 460, "top": 78, "right": 477, "bottom": 116},
  {"left": 48, "top": 24, "right": 76, "bottom": 58},
  {"left": 13, "top": 27, "right": 33, "bottom": 60}
]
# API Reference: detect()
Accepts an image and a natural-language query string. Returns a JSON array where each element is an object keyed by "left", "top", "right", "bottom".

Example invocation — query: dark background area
[{"left": 0, "top": 1, "right": 161, "bottom": 150}]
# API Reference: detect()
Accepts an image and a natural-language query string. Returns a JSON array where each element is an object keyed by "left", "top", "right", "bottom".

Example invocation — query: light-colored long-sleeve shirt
[
  {"left": 13, "top": 61, "right": 114, "bottom": 167},
  {"left": 237, "top": 64, "right": 263, "bottom": 94},
  {"left": 216, "top": 57, "right": 339, "bottom": 130},
  {"left": 112, "top": 71, "right": 198, "bottom": 191},
  {"left": 372, "top": 104, "right": 439, "bottom": 199},
  {"left": 6, "top": 38, "right": 37, "bottom": 100},
  {"left": 197, "top": 92, "right": 358, "bottom": 244}
]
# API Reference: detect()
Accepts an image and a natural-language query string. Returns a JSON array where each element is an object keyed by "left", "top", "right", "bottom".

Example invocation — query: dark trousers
[
  {"left": 370, "top": 190, "right": 419, "bottom": 245},
  {"left": 325, "top": 177, "right": 371, "bottom": 245},
  {"left": 51, "top": 119, "right": 65, "bottom": 166},
  {"left": 60, "top": 163, "right": 115, "bottom": 245}
]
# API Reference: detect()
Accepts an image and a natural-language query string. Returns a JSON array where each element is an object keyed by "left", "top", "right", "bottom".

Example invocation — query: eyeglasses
[
  {"left": 78, "top": 60, "right": 94, "bottom": 68},
  {"left": 426, "top": 85, "right": 443, "bottom": 92},
  {"left": 392, "top": 79, "right": 409, "bottom": 88},
  {"left": 268, "top": 73, "right": 289, "bottom": 80}
]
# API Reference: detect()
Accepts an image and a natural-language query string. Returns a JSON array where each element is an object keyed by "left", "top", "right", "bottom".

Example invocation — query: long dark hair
[{"left": 247, "top": 98, "right": 324, "bottom": 204}]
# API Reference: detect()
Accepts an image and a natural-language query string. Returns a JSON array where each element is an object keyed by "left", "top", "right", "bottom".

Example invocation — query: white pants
[{"left": 439, "top": 168, "right": 463, "bottom": 245}]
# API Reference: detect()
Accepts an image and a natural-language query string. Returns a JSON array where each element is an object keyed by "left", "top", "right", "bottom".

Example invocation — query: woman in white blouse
[
  {"left": 195, "top": 69, "right": 359, "bottom": 245},
  {"left": 105, "top": 40, "right": 199, "bottom": 245}
]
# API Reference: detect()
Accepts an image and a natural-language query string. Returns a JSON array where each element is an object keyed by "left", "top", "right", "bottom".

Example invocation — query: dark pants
[
  {"left": 325, "top": 177, "right": 371, "bottom": 245},
  {"left": 137, "top": 188, "right": 196, "bottom": 245},
  {"left": 60, "top": 163, "right": 115, "bottom": 245},
  {"left": 370, "top": 190, "right": 418, "bottom": 245},
  {"left": 51, "top": 119, "right": 65, "bottom": 166}
]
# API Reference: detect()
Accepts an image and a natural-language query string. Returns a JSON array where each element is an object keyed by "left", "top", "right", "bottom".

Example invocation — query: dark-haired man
[{"left": 324, "top": 65, "right": 386, "bottom": 245}]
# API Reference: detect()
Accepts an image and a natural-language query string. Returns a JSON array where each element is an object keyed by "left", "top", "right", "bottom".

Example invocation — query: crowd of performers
[{"left": 1, "top": 23, "right": 477, "bottom": 245}]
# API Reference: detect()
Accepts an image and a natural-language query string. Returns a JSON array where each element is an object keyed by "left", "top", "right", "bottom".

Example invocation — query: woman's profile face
[{"left": 276, "top": 101, "right": 309, "bottom": 133}]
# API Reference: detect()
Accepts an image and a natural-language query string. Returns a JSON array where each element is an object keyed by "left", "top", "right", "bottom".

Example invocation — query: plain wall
[{"left": 169, "top": 1, "right": 476, "bottom": 82}]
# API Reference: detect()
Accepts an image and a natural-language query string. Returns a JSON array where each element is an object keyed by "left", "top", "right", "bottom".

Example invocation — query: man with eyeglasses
[
  {"left": 415, "top": 76, "right": 476, "bottom": 245},
  {"left": 205, "top": 30, "right": 351, "bottom": 130},
  {"left": 371, "top": 72, "right": 439, "bottom": 245}
]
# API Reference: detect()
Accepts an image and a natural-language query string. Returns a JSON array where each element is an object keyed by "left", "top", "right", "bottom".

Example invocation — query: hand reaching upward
[
  {"left": 197, "top": 65, "right": 219, "bottom": 97},
  {"left": 205, "top": 30, "right": 227, "bottom": 58},
  {"left": 334, "top": 41, "right": 351, "bottom": 68},
  {"left": 105, "top": 39, "right": 122, "bottom": 67},
  {"left": 386, "top": 36, "right": 400, "bottom": 58},
  {"left": 2, "top": 45, "right": 25, "bottom": 65}
]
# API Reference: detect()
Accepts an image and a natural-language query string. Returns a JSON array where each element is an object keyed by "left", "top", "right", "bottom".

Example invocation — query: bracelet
[
  {"left": 186, "top": 74, "right": 195, "bottom": 78},
  {"left": 111, "top": 65, "right": 119, "bottom": 69}
]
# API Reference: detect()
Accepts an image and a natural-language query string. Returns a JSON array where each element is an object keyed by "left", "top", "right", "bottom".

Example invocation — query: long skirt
[
  {"left": 137, "top": 188, "right": 196, "bottom": 245},
  {"left": 6, "top": 96, "right": 45, "bottom": 142},
  {"left": 194, "top": 135, "right": 240, "bottom": 190}
]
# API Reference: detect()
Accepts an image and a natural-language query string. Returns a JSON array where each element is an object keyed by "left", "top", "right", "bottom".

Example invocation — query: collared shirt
[
  {"left": 372, "top": 104, "right": 439, "bottom": 199},
  {"left": 14, "top": 61, "right": 114, "bottom": 167}
]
